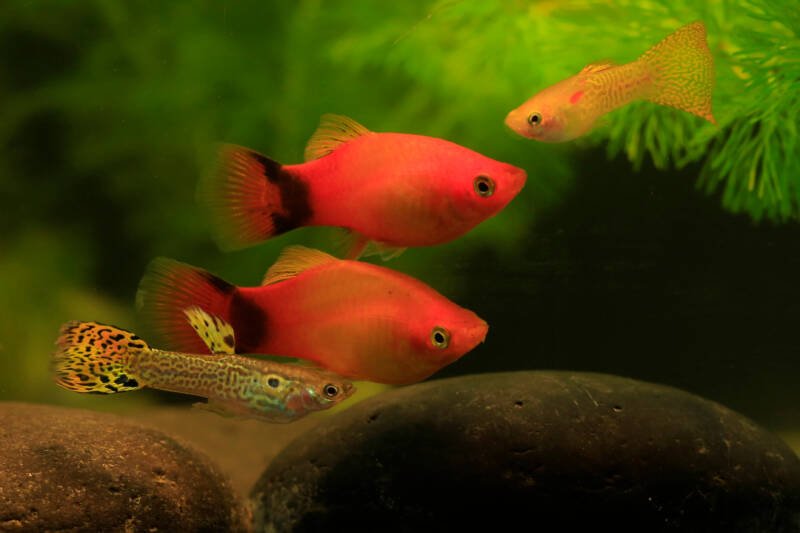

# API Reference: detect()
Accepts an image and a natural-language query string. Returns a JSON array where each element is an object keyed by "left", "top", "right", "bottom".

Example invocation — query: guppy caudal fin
[
  {"left": 53, "top": 321, "right": 147, "bottom": 394},
  {"left": 198, "top": 145, "right": 313, "bottom": 251},
  {"left": 137, "top": 258, "right": 235, "bottom": 354},
  {"left": 638, "top": 21, "right": 716, "bottom": 124}
]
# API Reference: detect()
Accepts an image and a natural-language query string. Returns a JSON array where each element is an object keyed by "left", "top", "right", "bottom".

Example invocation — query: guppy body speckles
[{"left": 133, "top": 349, "right": 348, "bottom": 422}]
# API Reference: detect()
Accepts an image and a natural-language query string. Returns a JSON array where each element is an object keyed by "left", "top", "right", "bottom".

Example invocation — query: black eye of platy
[
  {"left": 268, "top": 377, "right": 280, "bottom": 388},
  {"left": 474, "top": 175, "right": 495, "bottom": 197},
  {"left": 528, "top": 112, "right": 542, "bottom": 125},
  {"left": 324, "top": 384, "right": 339, "bottom": 397},
  {"left": 431, "top": 326, "right": 450, "bottom": 348}
]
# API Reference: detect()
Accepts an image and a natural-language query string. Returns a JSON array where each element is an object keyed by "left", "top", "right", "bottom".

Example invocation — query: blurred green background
[{"left": 1, "top": 1, "right": 798, "bottom": 434}]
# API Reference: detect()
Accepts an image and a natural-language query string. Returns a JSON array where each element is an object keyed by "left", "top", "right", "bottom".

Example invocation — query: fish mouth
[
  {"left": 507, "top": 165, "right": 527, "bottom": 196},
  {"left": 504, "top": 109, "right": 534, "bottom": 139},
  {"left": 460, "top": 318, "right": 489, "bottom": 351},
  {"left": 473, "top": 319, "right": 489, "bottom": 344}
]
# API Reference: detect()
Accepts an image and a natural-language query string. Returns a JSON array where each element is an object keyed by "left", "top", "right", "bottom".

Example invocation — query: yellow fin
[
  {"left": 304, "top": 114, "right": 372, "bottom": 161},
  {"left": 262, "top": 246, "right": 338, "bottom": 286},
  {"left": 183, "top": 306, "right": 236, "bottom": 355},
  {"left": 638, "top": 21, "right": 716, "bottom": 124},
  {"left": 580, "top": 61, "right": 616, "bottom": 75},
  {"left": 362, "top": 241, "right": 407, "bottom": 261}
]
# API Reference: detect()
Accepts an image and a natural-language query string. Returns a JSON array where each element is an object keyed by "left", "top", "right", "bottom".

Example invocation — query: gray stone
[
  {"left": 251, "top": 371, "right": 800, "bottom": 532},
  {"left": 0, "top": 402, "right": 248, "bottom": 532}
]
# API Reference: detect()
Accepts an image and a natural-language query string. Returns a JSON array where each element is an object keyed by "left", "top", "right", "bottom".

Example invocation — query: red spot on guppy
[{"left": 569, "top": 91, "right": 584, "bottom": 104}]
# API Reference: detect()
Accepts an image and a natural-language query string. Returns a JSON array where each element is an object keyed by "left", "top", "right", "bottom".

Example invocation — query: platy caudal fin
[
  {"left": 198, "top": 145, "right": 313, "bottom": 251},
  {"left": 53, "top": 321, "right": 147, "bottom": 394},
  {"left": 137, "top": 258, "right": 235, "bottom": 354},
  {"left": 638, "top": 21, "right": 716, "bottom": 124}
]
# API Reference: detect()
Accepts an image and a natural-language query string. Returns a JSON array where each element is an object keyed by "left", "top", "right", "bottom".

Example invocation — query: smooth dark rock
[
  {"left": 0, "top": 402, "right": 248, "bottom": 532},
  {"left": 251, "top": 371, "right": 800, "bottom": 532}
]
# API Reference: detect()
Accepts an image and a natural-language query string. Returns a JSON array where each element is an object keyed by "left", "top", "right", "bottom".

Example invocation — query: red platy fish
[
  {"left": 137, "top": 246, "right": 488, "bottom": 384},
  {"left": 200, "top": 114, "right": 527, "bottom": 258},
  {"left": 505, "top": 21, "right": 716, "bottom": 142}
]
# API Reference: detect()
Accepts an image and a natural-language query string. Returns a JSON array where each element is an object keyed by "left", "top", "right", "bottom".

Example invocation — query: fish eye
[
  {"left": 528, "top": 112, "right": 543, "bottom": 126},
  {"left": 323, "top": 384, "right": 339, "bottom": 398},
  {"left": 430, "top": 326, "right": 450, "bottom": 349},
  {"left": 267, "top": 377, "right": 280, "bottom": 388},
  {"left": 473, "top": 175, "right": 495, "bottom": 198}
]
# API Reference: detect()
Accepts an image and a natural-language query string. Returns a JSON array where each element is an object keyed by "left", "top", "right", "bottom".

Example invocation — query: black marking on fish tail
[
  {"left": 200, "top": 270, "right": 236, "bottom": 296},
  {"left": 251, "top": 151, "right": 313, "bottom": 235},
  {"left": 229, "top": 292, "right": 267, "bottom": 353}
]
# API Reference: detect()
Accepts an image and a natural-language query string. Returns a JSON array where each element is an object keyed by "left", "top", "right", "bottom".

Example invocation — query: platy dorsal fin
[
  {"left": 304, "top": 114, "right": 372, "bottom": 161},
  {"left": 580, "top": 61, "right": 616, "bottom": 75},
  {"left": 183, "top": 306, "right": 236, "bottom": 355},
  {"left": 262, "top": 246, "right": 338, "bottom": 286}
]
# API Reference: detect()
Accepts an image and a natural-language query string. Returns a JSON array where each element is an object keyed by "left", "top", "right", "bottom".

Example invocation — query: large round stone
[
  {"left": 251, "top": 372, "right": 800, "bottom": 532},
  {"left": 0, "top": 402, "right": 248, "bottom": 531}
]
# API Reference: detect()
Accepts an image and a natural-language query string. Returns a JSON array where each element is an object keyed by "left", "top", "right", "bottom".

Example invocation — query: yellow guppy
[{"left": 506, "top": 21, "right": 716, "bottom": 142}]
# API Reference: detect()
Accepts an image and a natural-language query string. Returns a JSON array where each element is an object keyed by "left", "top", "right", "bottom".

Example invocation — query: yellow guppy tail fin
[
  {"left": 639, "top": 21, "right": 716, "bottom": 124},
  {"left": 53, "top": 321, "right": 148, "bottom": 394}
]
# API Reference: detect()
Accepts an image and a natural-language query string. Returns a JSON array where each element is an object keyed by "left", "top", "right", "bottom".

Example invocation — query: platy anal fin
[{"left": 183, "top": 306, "right": 236, "bottom": 355}]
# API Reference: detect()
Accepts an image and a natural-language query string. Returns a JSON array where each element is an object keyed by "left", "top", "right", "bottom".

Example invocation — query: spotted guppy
[{"left": 53, "top": 306, "right": 354, "bottom": 422}]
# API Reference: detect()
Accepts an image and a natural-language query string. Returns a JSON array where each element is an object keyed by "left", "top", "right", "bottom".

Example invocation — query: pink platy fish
[
  {"left": 505, "top": 21, "right": 716, "bottom": 142},
  {"left": 137, "top": 246, "right": 489, "bottom": 385},
  {"left": 199, "top": 114, "right": 527, "bottom": 259}
]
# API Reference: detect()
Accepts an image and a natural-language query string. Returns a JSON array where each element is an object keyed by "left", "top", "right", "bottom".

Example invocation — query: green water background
[{"left": 0, "top": 1, "right": 797, "bottom": 442}]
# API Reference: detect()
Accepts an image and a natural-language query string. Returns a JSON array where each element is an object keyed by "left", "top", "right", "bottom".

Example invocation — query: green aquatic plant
[{"left": 316, "top": 0, "right": 800, "bottom": 222}]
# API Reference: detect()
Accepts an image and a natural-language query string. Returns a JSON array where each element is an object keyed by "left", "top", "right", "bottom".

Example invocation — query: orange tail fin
[
  {"left": 638, "top": 21, "right": 716, "bottom": 124},
  {"left": 53, "top": 321, "right": 147, "bottom": 394},
  {"left": 198, "top": 145, "right": 313, "bottom": 251},
  {"left": 136, "top": 258, "right": 236, "bottom": 354}
]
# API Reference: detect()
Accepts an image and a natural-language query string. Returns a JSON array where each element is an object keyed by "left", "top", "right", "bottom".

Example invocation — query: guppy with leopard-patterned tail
[{"left": 52, "top": 307, "right": 355, "bottom": 423}]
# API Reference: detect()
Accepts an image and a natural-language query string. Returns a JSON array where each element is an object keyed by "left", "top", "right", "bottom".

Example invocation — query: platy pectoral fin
[
  {"left": 362, "top": 241, "right": 407, "bottom": 261},
  {"left": 183, "top": 306, "right": 236, "bottom": 355},
  {"left": 340, "top": 231, "right": 369, "bottom": 260},
  {"left": 304, "top": 114, "right": 372, "bottom": 161}
]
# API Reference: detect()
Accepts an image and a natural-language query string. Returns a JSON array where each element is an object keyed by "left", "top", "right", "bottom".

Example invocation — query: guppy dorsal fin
[
  {"left": 579, "top": 60, "right": 616, "bottom": 75},
  {"left": 262, "top": 245, "right": 338, "bottom": 286},
  {"left": 182, "top": 306, "right": 236, "bottom": 355},
  {"left": 304, "top": 114, "right": 372, "bottom": 161}
]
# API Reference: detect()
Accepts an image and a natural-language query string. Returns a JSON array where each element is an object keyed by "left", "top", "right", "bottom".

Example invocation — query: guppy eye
[
  {"left": 528, "top": 112, "right": 542, "bottom": 126},
  {"left": 267, "top": 377, "right": 280, "bottom": 388},
  {"left": 473, "top": 175, "right": 495, "bottom": 198},
  {"left": 323, "top": 384, "right": 339, "bottom": 398},
  {"left": 430, "top": 326, "right": 450, "bottom": 349}
]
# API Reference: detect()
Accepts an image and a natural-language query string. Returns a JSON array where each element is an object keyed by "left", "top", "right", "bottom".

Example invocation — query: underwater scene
[{"left": 1, "top": 1, "right": 799, "bottom": 531}]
